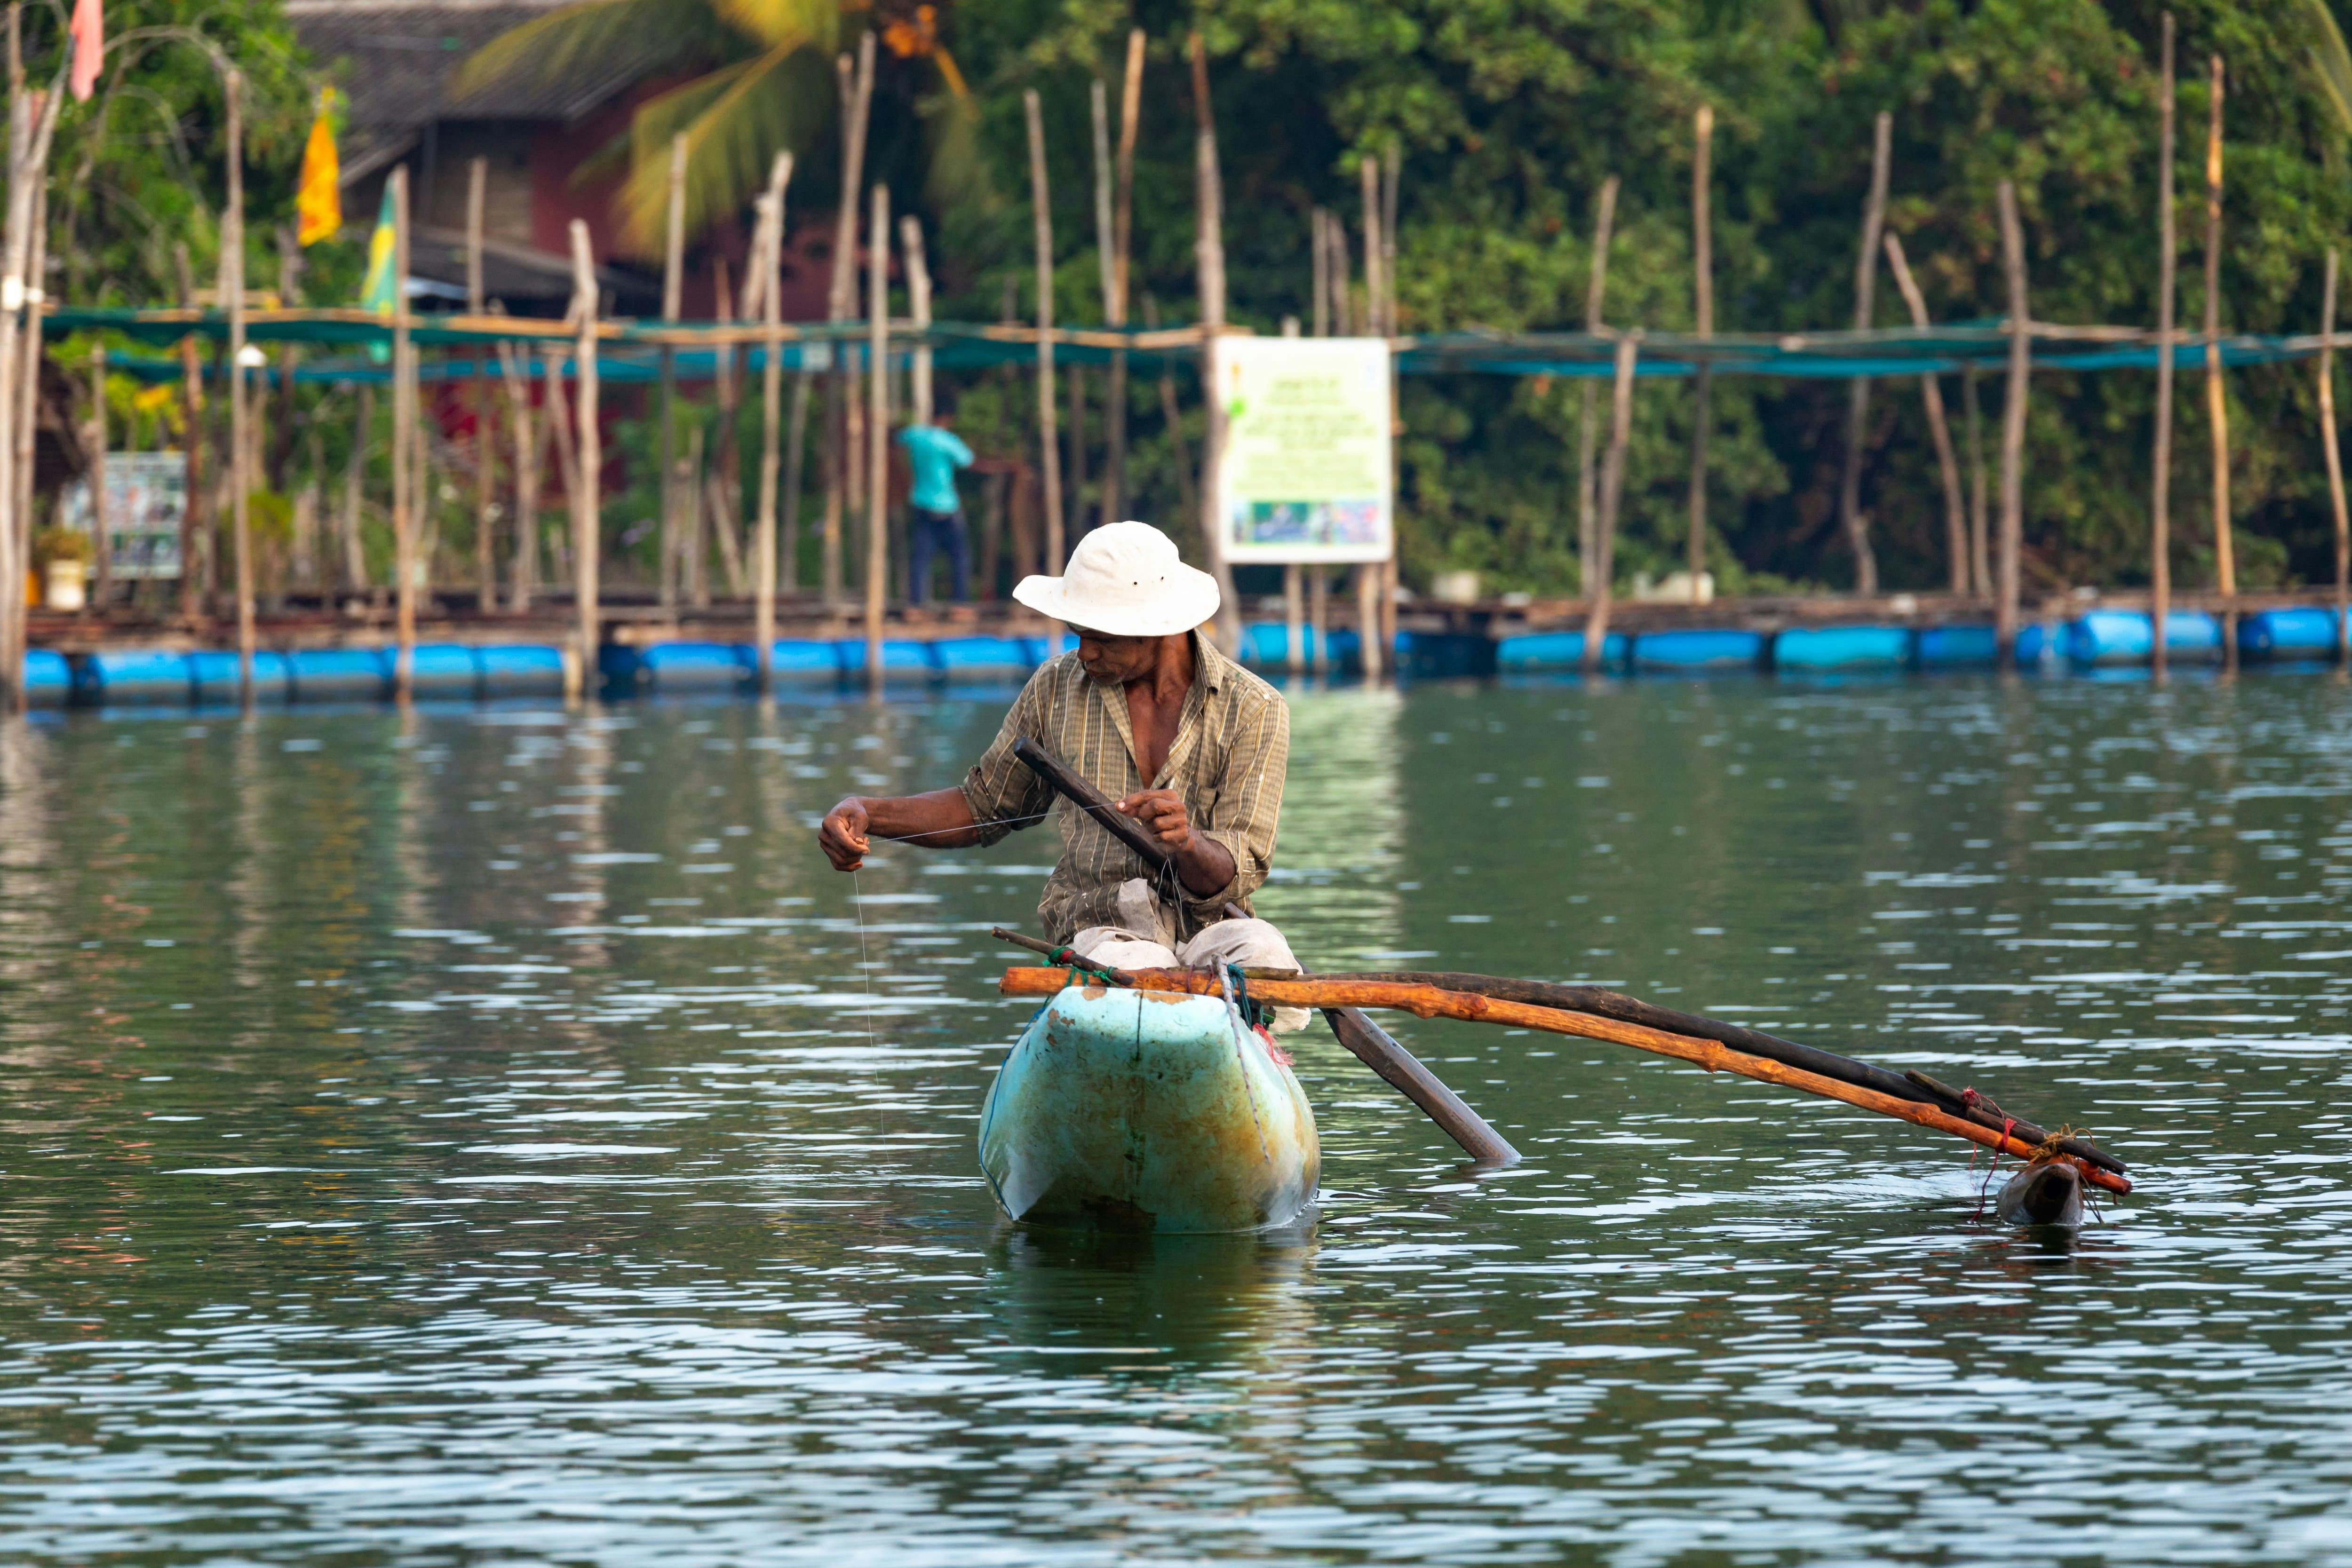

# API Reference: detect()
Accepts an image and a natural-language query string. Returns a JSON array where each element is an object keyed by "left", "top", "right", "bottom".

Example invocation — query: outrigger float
[{"left": 985, "top": 743, "right": 2130, "bottom": 1236}]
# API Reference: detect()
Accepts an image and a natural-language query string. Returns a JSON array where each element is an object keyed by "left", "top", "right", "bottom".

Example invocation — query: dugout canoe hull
[{"left": 980, "top": 983, "right": 1319, "bottom": 1234}]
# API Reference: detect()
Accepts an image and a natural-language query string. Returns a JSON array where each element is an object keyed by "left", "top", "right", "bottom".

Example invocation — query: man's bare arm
[{"left": 818, "top": 788, "right": 983, "bottom": 871}]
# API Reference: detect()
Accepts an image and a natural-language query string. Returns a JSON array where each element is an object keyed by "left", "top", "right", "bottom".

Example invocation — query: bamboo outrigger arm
[{"left": 995, "top": 965, "right": 2130, "bottom": 1197}]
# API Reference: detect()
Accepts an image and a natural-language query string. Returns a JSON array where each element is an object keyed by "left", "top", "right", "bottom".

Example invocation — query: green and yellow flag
[
  {"left": 294, "top": 91, "right": 341, "bottom": 245},
  {"left": 360, "top": 181, "right": 398, "bottom": 317}
]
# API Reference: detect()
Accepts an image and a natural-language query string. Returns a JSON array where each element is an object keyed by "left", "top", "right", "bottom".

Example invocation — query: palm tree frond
[
  {"left": 2303, "top": 0, "right": 2352, "bottom": 142},
  {"left": 707, "top": 0, "right": 839, "bottom": 53},
  {"left": 453, "top": 0, "right": 698, "bottom": 102},
  {"left": 609, "top": 43, "right": 832, "bottom": 255}
]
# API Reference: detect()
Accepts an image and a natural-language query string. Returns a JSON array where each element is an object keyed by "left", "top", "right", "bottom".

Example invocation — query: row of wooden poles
[{"left": 1571, "top": 14, "right": 2352, "bottom": 671}]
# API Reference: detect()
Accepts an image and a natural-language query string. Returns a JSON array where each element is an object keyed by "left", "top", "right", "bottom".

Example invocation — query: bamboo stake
[
  {"left": 1582, "top": 330, "right": 1638, "bottom": 672},
  {"left": 568, "top": 219, "right": 600, "bottom": 683},
  {"left": 1838, "top": 110, "right": 1892, "bottom": 595},
  {"left": 707, "top": 257, "right": 746, "bottom": 597},
  {"left": 1356, "top": 155, "right": 1389, "bottom": 681},
  {"left": 389, "top": 165, "right": 416, "bottom": 700},
  {"left": 497, "top": 340, "right": 537, "bottom": 609},
  {"left": 1189, "top": 34, "right": 1240, "bottom": 651},
  {"left": 1067, "top": 359, "right": 1087, "bottom": 543},
  {"left": 174, "top": 242, "right": 204, "bottom": 619},
  {"left": 2154, "top": 14, "right": 2177, "bottom": 677},
  {"left": 2322, "top": 248, "right": 2349, "bottom": 665},
  {"left": 994, "top": 965, "right": 2127, "bottom": 1194},
  {"left": 1024, "top": 89, "right": 1064, "bottom": 574},
  {"left": 271, "top": 229, "right": 301, "bottom": 515},
  {"left": 222, "top": 70, "right": 255, "bottom": 702},
  {"left": 1311, "top": 208, "right": 1330, "bottom": 337},
  {"left": 0, "top": 50, "right": 62, "bottom": 713},
  {"left": 900, "top": 213, "right": 932, "bottom": 424},
  {"left": 1687, "top": 104, "right": 1713, "bottom": 600},
  {"left": 1964, "top": 366, "right": 1988, "bottom": 596},
  {"left": 15, "top": 180, "right": 45, "bottom": 652},
  {"left": 1996, "top": 179, "right": 2029, "bottom": 664},
  {"left": 755, "top": 153, "right": 793, "bottom": 644},
  {"left": 658, "top": 131, "right": 684, "bottom": 609},
  {"left": 823, "top": 38, "right": 876, "bottom": 605},
  {"left": 864, "top": 182, "right": 889, "bottom": 689},
  {"left": 1382, "top": 137, "right": 1400, "bottom": 332},
  {"left": 1143, "top": 293, "right": 1196, "bottom": 527},
  {"left": 2203, "top": 54, "right": 2235, "bottom": 668},
  {"left": 87, "top": 344, "right": 106, "bottom": 611},
  {"left": 1577, "top": 176, "right": 1619, "bottom": 594},
  {"left": 1103, "top": 31, "right": 1142, "bottom": 529},
  {"left": 468, "top": 155, "right": 495, "bottom": 614},
  {"left": 1309, "top": 565, "right": 1329, "bottom": 676},
  {"left": 1883, "top": 232, "right": 1969, "bottom": 596},
  {"left": 342, "top": 384, "right": 370, "bottom": 593},
  {"left": 1089, "top": 74, "right": 1112, "bottom": 530},
  {"left": 1359, "top": 155, "right": 1384, "bottom": 340}
]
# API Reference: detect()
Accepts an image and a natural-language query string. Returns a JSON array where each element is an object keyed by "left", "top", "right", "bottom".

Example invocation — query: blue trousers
[{"left": 907, "top": 506, "right": 969, "bottom": 604}]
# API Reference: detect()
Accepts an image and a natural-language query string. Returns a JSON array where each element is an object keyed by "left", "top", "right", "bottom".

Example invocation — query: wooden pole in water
[
  {"left": 174, "top": 243, "right": 205, "bottom": 620},
  {"left": 864, "top": 181, "right": 889, "bottom": 689},
  {"left": 752, "top": 156, "right": 790, "bottom": 690},
  {"left": 1687, "top": 103, "right": 1713, "bottom": 600},
  {"left": 389, "top": 163, "right": 416, "bottom": 702},
  {"left": 1283, "top": 561, "right": 1304, "bottom": 673},
  {"left": 1024, "top": 89, "right": 1064, "bottom": 575},
  {"left": 901, "top": 214, "right": 932, "bottom": 425},
  {"left": 1311, "top": 207, "right": 1330, "bottom": 338},
  {"left": 1577, "top": 176, "right": 1619, "bottom": 597},
  {"left": 706, "top": 258, "right": 745, "bottom": 598},
  {"left": 1838, "top": 110, "right": 1892, "bottom": 596},
  {"left": 1963, "top": 366, "right": 1989, "bottom": 597},
  {"left": 824, "top": 38, "right": 876, "bottom": 606},
  {"left": 2153, "top": 14, "right": 2177, "bottom": 679},
  {"left": 1359, "top": 154, "right": 1386, "bottom": 680},
  {"left": 343, "top": 383, "right": 371, "bottom": 594},
  {"left": 467, "top": 155, "right": 496, "bottom": 615},
  {"left": 568, "top": 219, "right": 601, "bottom": 687},
  {"left": 2322, "top": 248, "right": 2350, "bottom": 665},
  {"left": 657, "top": 132, "right": 686, "bottom": 609},
  {"left": 1996, "top": 179, "right": 2029, "bottom": 665},
  {"left": 2203, "top": 54, "right": 2236, "bottom": 665},
  {"left": 1582, "top": 330, "right": 1638, "bottom": 672},
  {"left": 1883, "top": 232, "right": 1969, "bottom": 597},
  {"left": 221, "top": 71, "right": 257, "bottom": 703},
  {"left": 1190, "top": 33, "right": 1240, "bottom": 652},
  {"left": 1102, "top": 32, "right": 1143, "bottom": 531},
  {"left": 496, "top": 336, "right": 537, "bottom": 610},
  {"left": 87, "top": 344, "right": 106, "bottom": 612}
]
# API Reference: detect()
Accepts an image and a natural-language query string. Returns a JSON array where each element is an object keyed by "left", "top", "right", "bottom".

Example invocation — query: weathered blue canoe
[{"left": 980, "top": 983, "right": 1319, "bottom": 1233}]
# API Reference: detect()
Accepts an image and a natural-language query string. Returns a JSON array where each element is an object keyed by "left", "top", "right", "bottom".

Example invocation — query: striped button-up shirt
[{"left": 960, "top": 632, "right": 1290, "bottom": 944}]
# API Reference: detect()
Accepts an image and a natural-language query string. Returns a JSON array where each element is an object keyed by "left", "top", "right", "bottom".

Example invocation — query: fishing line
[{"left": 851, "top": 869, "right": 880, "bottom": 1053}]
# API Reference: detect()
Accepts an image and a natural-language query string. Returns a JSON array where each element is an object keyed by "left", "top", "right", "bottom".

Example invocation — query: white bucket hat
[{"left": 1011, "top": 521, "right": 1221, "bottom": 637}]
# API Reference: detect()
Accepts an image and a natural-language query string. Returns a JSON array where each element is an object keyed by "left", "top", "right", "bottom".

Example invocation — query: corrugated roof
[{"left": 287, "top": 0, "right": 652, "bottom": 140}]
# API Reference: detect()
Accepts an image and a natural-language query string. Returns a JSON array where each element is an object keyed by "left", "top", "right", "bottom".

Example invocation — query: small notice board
[
  {"left": 59, "top": 452, "right": 187, "bottom": 579},
  {"left": 1211, "top": 336, "right": 1392, "bottom": 565}
]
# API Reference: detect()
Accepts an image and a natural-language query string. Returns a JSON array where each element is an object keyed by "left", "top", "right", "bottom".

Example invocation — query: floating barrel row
[
  {"left": 33, "top": 644, "right": 568, "bottom": 707},
  {"left": 1491, "top": 608, "right": 2344, "bottom": 675},
  {"left": 600, "top": 635, "right": 1067, "bottom": 692}
]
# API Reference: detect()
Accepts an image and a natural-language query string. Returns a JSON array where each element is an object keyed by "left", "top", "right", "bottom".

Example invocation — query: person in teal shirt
[{"left": 897, "top": 393, "right": 976, "bottom": 603}]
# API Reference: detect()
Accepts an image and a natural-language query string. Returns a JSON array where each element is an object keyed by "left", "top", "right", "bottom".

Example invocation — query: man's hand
[
  {"left": 818, "top": 797, "right": 872, "bottom": 871},
  {"left": 1116, "top": 789, "right": 1193, "bottom": 854}
]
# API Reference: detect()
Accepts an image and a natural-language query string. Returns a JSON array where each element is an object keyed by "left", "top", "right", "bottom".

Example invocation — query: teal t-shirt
[{"left": 898, "top": 424, "right": 974, "bottom": 514}]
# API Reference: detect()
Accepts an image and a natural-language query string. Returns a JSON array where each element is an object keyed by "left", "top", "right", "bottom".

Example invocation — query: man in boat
[{"left": 818, "top": 520, "right": 1308, "bottom": 1026}]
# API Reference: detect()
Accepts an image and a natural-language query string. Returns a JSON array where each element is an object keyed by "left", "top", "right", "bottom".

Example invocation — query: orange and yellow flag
[{"left": 295, "top": 91, "right": 341, "bottom": 246}]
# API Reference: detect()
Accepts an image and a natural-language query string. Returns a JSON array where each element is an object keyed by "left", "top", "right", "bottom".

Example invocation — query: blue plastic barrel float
[
  {"left": 189, "top": 649, "right": 293, "bottom": 704},
  {"left": 1630, "top": 628, "right": 1765, "bottom": 673},
  {"left": 766, "top": 639, "right": 846, "bottom": 680},
  {"left": 286, "top": 646, "right": 392, "bottom": 702},
  {"left": 829, "top": 638, "right": 940, "bottom": 679},
  {"left": 633, "top": 641, "right": 754, "bottom": 692},
  {"left": 1772, "top": 625, "right": 1912, "bottom": 673},
  {"left": 1494, "top": 630, "right": 1630, "bottom": 672},
  {"left": 2063, "top": 608, "right": 2221, "bottom": 665},
  {"left": 1915, "top": 624, "right": 1999, "bottom": 668},
  {"left": 22, "top": 648, "right": 70, "bottom": 707},
  {"left": 931, "top": 635, "right": 1037, "bottom": 682},
  {"left": 2013, "top": 623, "right": 2057, "bottom": 667},
  {"left": 595, "top": 643, "right": 647, "bottom": 691},
  {"left": 2239, "top": 606, "right": 2343, "bottom": 661},
  {"left": 476, "top": 643, "right": 567, "bottom": 697},
  {"left": 80, "top": 649, "right": 193, "bottom": 705},
  {"left": 1321, "top": 626, "right": 1364, "bottom": 672},
  {"left": 408, "top": 642, "right": 482, "bottom": 697}
]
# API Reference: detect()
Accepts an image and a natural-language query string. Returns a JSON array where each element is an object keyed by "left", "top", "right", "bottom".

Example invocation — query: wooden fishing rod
[
  {"left": 1003, "top": 741, "right": 1522, "bottom": 1165},
  {"left": 996, "top": 964, "right": 2130, "bottom": 1196}
]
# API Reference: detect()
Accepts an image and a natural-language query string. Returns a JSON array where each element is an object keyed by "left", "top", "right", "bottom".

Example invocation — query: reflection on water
[{"left": 3, "top": 674, "right": 2352, "bottom": 1562}]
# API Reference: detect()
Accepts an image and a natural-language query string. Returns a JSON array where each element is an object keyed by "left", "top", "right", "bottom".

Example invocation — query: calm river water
[{"left": 3, "top": 672, "right": 2351, "bottom": 1564}]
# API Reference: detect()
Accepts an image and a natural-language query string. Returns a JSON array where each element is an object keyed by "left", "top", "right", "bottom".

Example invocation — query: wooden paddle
[
  {"left": 995, "top": 965, "right": 2130, "bottom": 1196},
  {"left": 1004, "top": 740, "right": 1523, "bottom": 1166}
]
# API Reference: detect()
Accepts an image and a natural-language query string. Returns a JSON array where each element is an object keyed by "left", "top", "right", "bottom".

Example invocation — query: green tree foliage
[{"left": 937, "top": 0, "right": 2352, "bottom": 594}]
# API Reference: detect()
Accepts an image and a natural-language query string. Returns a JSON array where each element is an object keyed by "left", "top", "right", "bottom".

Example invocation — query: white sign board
[
  {"left": 1212, "top": 336, "right": 1392, "bottom": 564},
  {"left": 58, "top": 452, "right": 187, "bottom": 579}
]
